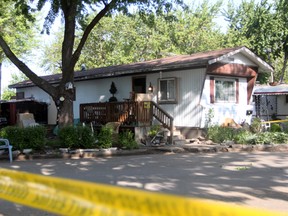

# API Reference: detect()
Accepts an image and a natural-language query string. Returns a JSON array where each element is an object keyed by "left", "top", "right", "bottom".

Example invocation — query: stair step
[
  {"left": 167, "top": 129, "right": 181, "bottom": 136},
  {"left": 173, "top": 134, "right": 185, "bottom": 140},
  {"left": 173, "top": 130, "right": 182, "bottom": 136},
  {"left": 173, "top": 140, "right": 186, "bottom": 145}
]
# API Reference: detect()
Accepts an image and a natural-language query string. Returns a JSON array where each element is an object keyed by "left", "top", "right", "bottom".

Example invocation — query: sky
[{"left": 0, "top": 0, "right": 262, "bottom": 94}]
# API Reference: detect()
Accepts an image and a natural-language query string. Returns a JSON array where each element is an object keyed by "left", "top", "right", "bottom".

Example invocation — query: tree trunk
[
  {"left": 57, "top": 98, "right": 74, "bottom": 127},
  {"left": 279, "top": 52, "right": 288, "bottom": 83},
  {"left": 53, "top": 85, "right": 75, "bottom": 128},
  {"left": 0, "top": 62, "right": 2, "bottom": 99}
]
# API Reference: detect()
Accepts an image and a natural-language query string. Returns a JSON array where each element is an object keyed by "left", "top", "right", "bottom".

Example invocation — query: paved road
[{"left": 0, "top": 152, "right": 288, "bottom": 215}]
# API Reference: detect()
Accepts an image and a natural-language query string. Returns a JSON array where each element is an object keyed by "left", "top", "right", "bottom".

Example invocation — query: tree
[
  {"left": 224, "top": 0, "right": 288, "bottom": 83},
  {"left": 0, "top": 0, "right": 37, "bottom": 99},
  {"left": 43, "top": 1, "right": 224, "bottom": 72},
  {"left": 40, "top": 30, "right": 64, "bottom": 74},
  {"left": 78, "top": 1, "right": 225, "bottom": 67},
  {"left": 0, "top": 0, "right": 185, "bottom": 127},
  {"left": 275, "top": 0, "right": 288, "bottom": 83},
  {"left": 168, "top": 0, "right": 224, "bottom": 54},
  {"left": 2, "top": 72, "right": 28, "bottom": 100}
]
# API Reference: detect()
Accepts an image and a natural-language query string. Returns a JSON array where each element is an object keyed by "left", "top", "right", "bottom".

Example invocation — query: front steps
[{"left": 169, "top": 128, "right": 187, "bottom": 145}]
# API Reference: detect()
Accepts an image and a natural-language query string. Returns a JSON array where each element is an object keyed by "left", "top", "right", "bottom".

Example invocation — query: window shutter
[{"left": 210, "top": 77, "right": 215, "bottom": 104}]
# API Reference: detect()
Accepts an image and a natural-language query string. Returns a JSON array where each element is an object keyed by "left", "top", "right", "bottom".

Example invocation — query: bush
[
  {"left": 58, "top": 125, "right": 96, "bottom": 149},
  {"left": 234, "top": 130, "right": 254, "bottom": 144},
  {"left": 270, "top": 123, "right": 282, "bottom": 132},
  {"left": 77, "top": 125, "right": 96, "bottom": 149},
  {"left": 261, "top": 132, "right": 288, "bottom": 144},
  {"left": 0, "top": 126, "right": 46, "bottom": 151},
  {"left": 0, "top": 126, "right": 26, "bottom": 151},
  {"left": 24, "top": 126, "right": 46, "bottom": 150},
  {"left": 206, "top": 120, "right": 288, "bottom": 145},
  {"left": 96, "top": 125, "right": 113, "bottom": 149},
  {"left": 207, "top": 125, "right": 235, "bottom": 143},
  {"left": 58, "top": 126, "right": 78, "bottom": 148},
  {"left": 250, "top": 118, "right": 262, "bottom": 133},
  {"left": 46, "top": 138, "right": 62, "bottom": 149},
  {"left": 148, "top": 125, "right": 161, "bottom": 138},
  {"left": 119, "top": 130, "right": 139, "bottom": 150}
]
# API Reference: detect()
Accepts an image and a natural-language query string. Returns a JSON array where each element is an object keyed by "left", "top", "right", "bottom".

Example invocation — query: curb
[{"left": 1, "top": 144, "right": 288, "bottom": 161}]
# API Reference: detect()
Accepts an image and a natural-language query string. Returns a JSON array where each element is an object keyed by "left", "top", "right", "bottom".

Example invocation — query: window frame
[
  {"left": 157, "top": 77, "right": 178, "bottom": 104},
  {"left": 213, "top": 77, "right": 238, "bottom": 103}
]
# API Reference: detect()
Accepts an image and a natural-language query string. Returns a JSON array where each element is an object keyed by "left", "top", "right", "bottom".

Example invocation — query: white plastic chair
[{"left": 0, "top": 139, "right": 13, "bottom": 163}]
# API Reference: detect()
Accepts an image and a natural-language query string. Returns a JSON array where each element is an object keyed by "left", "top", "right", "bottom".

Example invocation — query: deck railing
[
  {"left": 80, "top": 101, "right": 173, "bottom": 142},
  {"left": 151, "top": 101, "right": 174, "bottom": 141},
  {"left": 80, "top": 101, "right": 152, "bottom": 126}
]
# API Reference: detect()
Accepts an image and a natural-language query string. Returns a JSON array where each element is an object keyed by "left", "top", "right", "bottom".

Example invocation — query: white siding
[
  {"left": 200, "top": 75, "right": 253, "bottom": 127},
  {"left": 147, "top": 68, "right": 206, "bottom": 127},
  {"left": 220, "top": 53, "right": 257, "bottom": 66},
  {"left": 74, "top": 77, "right": 132, "bottom": 119},
  {"left": 18, "top": 77, "right": 134, "bottom": 124}
]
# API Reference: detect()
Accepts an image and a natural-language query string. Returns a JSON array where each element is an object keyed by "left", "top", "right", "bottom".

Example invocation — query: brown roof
[{"left": 9, "top": 46, "right": 268, "bottom": 88}]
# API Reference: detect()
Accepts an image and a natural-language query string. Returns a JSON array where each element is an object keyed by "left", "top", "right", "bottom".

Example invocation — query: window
[
  {"left": 215, "top": 78, "right": 236, "bottom": 103},
  {"left": 16, "top": 92, "right": 25, "bottom": 99},
  {"left": 158, "top": 78, "right": 177, "bottom": 103}
]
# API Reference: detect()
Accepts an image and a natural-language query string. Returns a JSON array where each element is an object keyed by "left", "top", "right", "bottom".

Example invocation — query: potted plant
[{"left": 109, "top": 82, "right": 118, "bottom": 102}]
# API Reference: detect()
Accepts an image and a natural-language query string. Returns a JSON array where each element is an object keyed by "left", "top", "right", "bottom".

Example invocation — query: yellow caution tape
[
  {"left": 262, "top": 119, "right": 288, "bottom": 124},
  {"left": 0, "top": 168, "right": 286, "bottom": 216}
]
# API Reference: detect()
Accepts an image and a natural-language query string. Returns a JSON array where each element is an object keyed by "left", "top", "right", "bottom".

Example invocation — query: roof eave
[
  {"left": 10, "top": 62, "right": 207, "bottom": 89},
  {"left": 208, "top": 47, "right": 274, "bottom": 73}
]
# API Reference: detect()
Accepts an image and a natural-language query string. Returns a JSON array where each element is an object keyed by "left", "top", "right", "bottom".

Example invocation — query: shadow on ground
[{"left": 0, "top": 152, "right": 288, "bottom": 215}]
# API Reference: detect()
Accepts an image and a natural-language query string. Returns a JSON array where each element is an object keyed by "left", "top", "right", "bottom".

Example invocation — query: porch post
[{"left": 169, "top": 119, "right": 174, "bottom": 144}]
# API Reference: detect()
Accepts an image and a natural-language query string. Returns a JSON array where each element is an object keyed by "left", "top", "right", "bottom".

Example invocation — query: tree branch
[
  {"left": 0, "top": 35, "right": 57, "bottom": 96},
  {"left": 71, "top": 0, "right": 117, "bottom": 66}
]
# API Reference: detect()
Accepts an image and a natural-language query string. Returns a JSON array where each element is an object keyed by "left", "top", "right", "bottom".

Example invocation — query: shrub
[
  {"left": 46, "top": 138, "right": 62, "bottom": 149},
  {"left": 206, "top": 120, "right": 288, "bottom": 145},
  {"left": 242, "top": 133, "right": 258, "bottom": 145},
  {"left": 96, "top": 125, "right": 113, "bottom": 148},
  {"left": 24, "top": 126, "right": 46, "bottom": 150},
  {"left": 77, "top": 125, "right": 96, "bottom": 149},
  {"left": 207, "top": 125, "right": 235, "bottom": 143},
  {"left": 0, "top": 126, "right": 26, "bottom": 151},
  {"left": 119, "top": 130, "right": 139, "bottom": 150},
  {"left": 242, "top": 132, "right": 288, "bottom": 145},
  {"left": 254, "top": 132, "right": 272, "bottom": 144},
  {"left": 250, "top": 118, "right": 262, "bottom": 133},
  {"left": 0, "top": 126, "right": 46, "bottom": 151},
  {"left": 270, "top": 123, "right": 282, "bottom": 132},
  {"left": 234, "top": 130, "right": 254, "bottom": 144},
  {"left": 205, "top": 108, "right": 214, "bottom": 128},
  {"left": 58, "top": 125, "right": 95, "bottom": 149},
  {"left": 58, "top": 126, "right": 78, "bottom": 148},
  {"left": 148, "top": 125, "right": 161, "bottom": 138},
  {"left": 266, "top": 132, "right": 288, "bottom": 144}
]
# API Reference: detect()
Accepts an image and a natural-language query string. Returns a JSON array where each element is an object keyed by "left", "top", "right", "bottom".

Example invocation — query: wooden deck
[
  {"left": 80, "top": 101, "right": 174, "bottom": 142},
  {"left": 80, "top": 101, "right": 154, "bottom": 126}
]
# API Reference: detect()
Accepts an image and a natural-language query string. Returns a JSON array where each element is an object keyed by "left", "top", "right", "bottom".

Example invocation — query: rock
[
  {"left": 205, "top": 140, "right": 215, "bottom": 145},
  {"left": 189, "top": 138, "right": 198, "bottom": 143},
  {"left": 198, "top": 136, "right": 206, "bottom": 141},
  {"left": 223, "top": 140, "right": 235, "bottom": 145}
]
